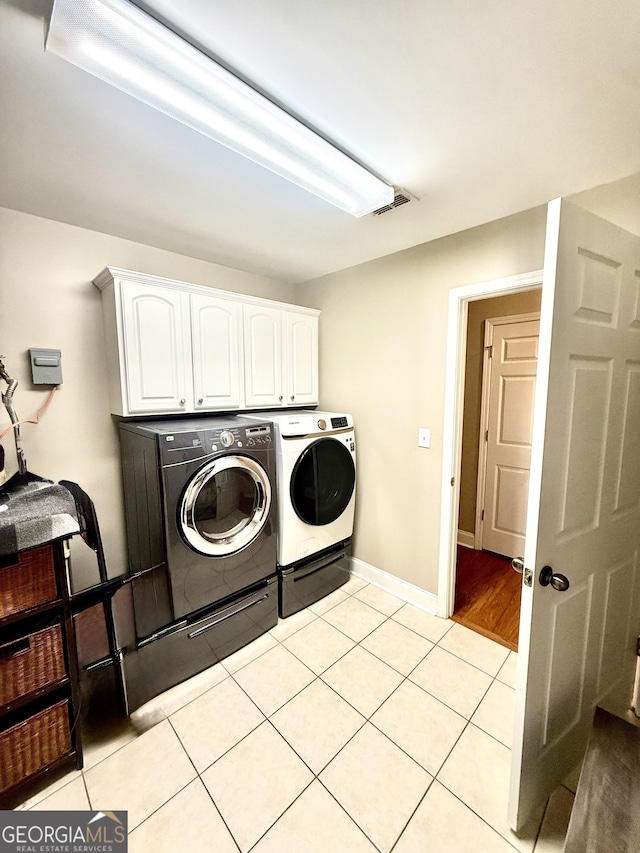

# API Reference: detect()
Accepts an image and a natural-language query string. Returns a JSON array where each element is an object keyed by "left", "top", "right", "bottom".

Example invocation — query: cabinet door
[
  {"left": 190, "top": 294, "right": 242, "bottom": 410},
  {"left": 121, "top": 282, "right": 190, "bottom": 413},
  {"left": 243, "top": 304, "right": 284, "bottom": 407},
  {"left": 285, "top": 312, "right": 319, "bottom": 406}
]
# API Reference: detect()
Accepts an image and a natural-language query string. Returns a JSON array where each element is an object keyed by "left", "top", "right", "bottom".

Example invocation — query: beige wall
[
  {"left": 0, "top": 207, "right": 295, "bottom": 577},
  {"left": 297, "top": 207, "right": 548, "bottom": 593},
  {"left": 458, "top": 289, "right": 542, "bottom": 536},
  {"left": 297, "top": 181, "right": 639, "bottom": 596}
]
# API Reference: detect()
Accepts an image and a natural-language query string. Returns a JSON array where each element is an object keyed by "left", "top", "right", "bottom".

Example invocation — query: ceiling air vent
[{"left": 372, "top": 187, "right": 416, "bottom": 216}]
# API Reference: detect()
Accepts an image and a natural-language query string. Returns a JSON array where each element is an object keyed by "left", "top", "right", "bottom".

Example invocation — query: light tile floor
[{"left": 17, "top": 577, "right": 576, "bottom": 852}]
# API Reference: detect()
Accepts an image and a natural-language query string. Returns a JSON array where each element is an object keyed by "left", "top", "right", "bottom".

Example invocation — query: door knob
[
  {"left": 512, "top": 557, "right": 524, "bottom": 574},
  {"left": 539, "top": 565, "right": 570, "bottom": 591}
]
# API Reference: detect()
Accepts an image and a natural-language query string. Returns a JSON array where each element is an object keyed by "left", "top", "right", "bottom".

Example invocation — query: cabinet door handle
[
  {"left": 198, "top": 398, "right": 203, "bottom": 404},
  {"left": 290, "top": 395, "right": 295, "bottom": 401},
  {"left": 179, "top": 398, "right": 186, "bottom": 405},
  {"left": 278, "top": 395, "right": 283, "bottom": 402}
]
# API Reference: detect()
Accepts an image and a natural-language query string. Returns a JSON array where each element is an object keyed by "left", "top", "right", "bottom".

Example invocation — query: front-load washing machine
[
  {"left": 118, "top": 416, "right": 278, "bottom": 709},
  {"left": 241, "top": 410, "right": 356, "bottom": 616}
]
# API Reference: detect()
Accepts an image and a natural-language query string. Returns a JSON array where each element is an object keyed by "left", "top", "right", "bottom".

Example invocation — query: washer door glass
[
  {"left": 291, "top": 438, "right": 355, "bottom": 526},
  {"left": 179, "top": 455, "right": 272, "bottom": 556}
]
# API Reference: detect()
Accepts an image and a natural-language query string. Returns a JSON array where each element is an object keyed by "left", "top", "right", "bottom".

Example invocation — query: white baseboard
[
  {"left": 349, "top": 557, "right": 438, "bottom": 615},
  {"left": 457, "top": 529, "right": 475, "bottom": 549}
]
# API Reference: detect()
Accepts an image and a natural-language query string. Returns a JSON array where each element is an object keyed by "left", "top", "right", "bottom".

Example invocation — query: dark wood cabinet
[{"left": 0, "top": 540, "right": 83, "bottom": 807}]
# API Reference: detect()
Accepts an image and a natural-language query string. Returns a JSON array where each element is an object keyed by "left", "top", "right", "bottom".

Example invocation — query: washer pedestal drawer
[
  {"left": 279, "top": 542, "right": 351, "bottom": 618},
  {"left": 122, "top": 577, "right": 277, "bottom": 712}
]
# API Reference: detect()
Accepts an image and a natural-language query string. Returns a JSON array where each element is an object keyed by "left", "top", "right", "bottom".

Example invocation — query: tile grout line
[
  {"left": 314, "top": 775, "right": 387, "bottom": 853},
  {"left": 242, "top": 775, "right": 318, "bottom": 853},
  {"left": 388, "top": 776, "right": 437, "bottom": 853},
  {"left": 428, "top": 657, "right": 537, "bottom": 853},
  {"left": 164, "top": 715, "right": 243, "bottom": 852},
  {"left": 428, "top": 779, "right": 525, "bottom": 853},
  {"left": 80, "top": 770, "right": 92, "bottom": 810}
]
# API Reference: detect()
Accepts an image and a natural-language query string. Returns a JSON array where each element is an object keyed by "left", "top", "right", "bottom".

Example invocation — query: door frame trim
[
  {"left": 437, "top": 271, "right": 544, "bottom": 618},
  {"left": 474, "top": 312, "right": 541, "bottom": 550}
]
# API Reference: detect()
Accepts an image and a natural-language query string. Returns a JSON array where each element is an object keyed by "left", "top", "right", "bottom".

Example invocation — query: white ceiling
[{"left": 1, "top": 0, "right": 639, "bottom": 283}]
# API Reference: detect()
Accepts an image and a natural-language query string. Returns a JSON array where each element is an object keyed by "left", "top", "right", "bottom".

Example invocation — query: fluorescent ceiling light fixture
[{"left": 46, "top": 0, "right": 393, "bottom": 216}]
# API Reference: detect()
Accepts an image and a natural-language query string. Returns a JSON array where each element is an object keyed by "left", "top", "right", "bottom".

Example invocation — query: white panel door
[
  {"left": 121, "top": 282, "right": 190, "bottom": 413},
  {"left": 190, "top": 293, "right": 242, "bottom": 410},
  {"left": 243, "top": 304, "right": 284, "bottom": 408},
  {"left": 284, "top": 311, "right": 319, "bottom": 406},
  {"left": 509, "top": 199, "right": 640, "bottom": 828},
  {"left": 482, "top": 318, "right": 539, "bottom": 558}
]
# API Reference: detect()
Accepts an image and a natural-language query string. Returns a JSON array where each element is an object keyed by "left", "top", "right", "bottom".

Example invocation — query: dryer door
[
  {"left": 179, "top": 455, "right": 272, "bottom": 556},
  {"left": 291, "top": 438, "right": 355, "bottom": 526}
]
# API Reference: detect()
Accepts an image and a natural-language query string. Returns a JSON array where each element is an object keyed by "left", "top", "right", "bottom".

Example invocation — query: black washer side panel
[{"left": 119, "top": 427, "right": 165, "bottom": 575}]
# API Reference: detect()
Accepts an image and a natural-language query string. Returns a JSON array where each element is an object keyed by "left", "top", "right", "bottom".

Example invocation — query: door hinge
[
  {"left": 481, "top": 509, "right": 485, "bottom": 521},
  {"left": 485, "top": 430, "right": 488, "bottom": 442},
  {"left": 451, "top": 477, "right": 455, "bottom": 487},
  {"left": 485, "top": 344, "right": 493, "bottom": 358},
  {"left": 524, "top": 568, "right": 533, "bottom": 587},
  {"left": 636, "top": 636, "right": 640, "bottom": 657}
]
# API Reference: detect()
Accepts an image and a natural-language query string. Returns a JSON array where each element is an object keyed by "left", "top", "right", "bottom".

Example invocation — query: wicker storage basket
[
  {"left": 0, "top": 624, "right": 66, "bottom": 707},
  {"left": 0, "top": 546, "right": 59, "bottom": 619},
  {"left": 0, "top": 700, "right": 71, "bottom": 793}
]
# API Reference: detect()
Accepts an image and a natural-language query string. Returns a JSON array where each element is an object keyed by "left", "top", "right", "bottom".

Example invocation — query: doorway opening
[
  {"left": 453, "top": 294, "right": 541, "bottom": 649},
  {"left": 437, "top": 271, "right": 544, "bottom": 647}
]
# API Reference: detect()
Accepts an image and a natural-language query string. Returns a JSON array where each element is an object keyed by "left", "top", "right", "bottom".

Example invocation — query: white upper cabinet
[
  {"left": 120, "top": 281, "right": 191, "bottom": 414},
  {"left": 242, "top": 305, "right": 319, "bottom": 409},
  {"left": 190, "top": 293, "right": 243, "bottom": 411},
  {"left": 243, "top": 304, "right": 284, "bottom": 408},
  {"left": 285, "top": 310, "right": 319, "bottom": 406},
  {"left": 94, "top": 267, "right": 319, "bottom": 417}
]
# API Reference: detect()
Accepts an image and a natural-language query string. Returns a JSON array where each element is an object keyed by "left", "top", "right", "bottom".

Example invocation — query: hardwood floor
[{"left": 452, "top": 545, "right": 521, "bottom": 651}]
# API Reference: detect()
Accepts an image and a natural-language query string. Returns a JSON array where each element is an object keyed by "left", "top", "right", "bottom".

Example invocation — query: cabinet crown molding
[{"left": 93, "top": 266, "right": 320, "bottom": 316}]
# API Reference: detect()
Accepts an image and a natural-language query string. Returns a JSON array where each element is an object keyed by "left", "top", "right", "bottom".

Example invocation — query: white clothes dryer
[{"left": 241, "top": 410, "right": 356, "bottom": 616}]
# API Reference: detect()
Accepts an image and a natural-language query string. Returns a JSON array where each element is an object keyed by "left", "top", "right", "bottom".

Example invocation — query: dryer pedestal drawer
[
  {"left": 122, "top": 578, "right": 277, "bottom": 712},
  {"left": 279, "top": 542, "right": 351, "bottom": 618}
]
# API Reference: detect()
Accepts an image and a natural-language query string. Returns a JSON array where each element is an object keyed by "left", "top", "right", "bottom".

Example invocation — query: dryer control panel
[
  {"left": 142, "top": 418, "right": 274, "bottom": 464},
  {"left": 206, "top": 424, "right": 273, "bottom": 451},
  {"left": 245, "top": 425, "right": 273, "bottom": 448}
]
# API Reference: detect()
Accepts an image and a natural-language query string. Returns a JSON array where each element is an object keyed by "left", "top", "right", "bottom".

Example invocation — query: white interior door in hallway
[
  {"left": 478, "top": 315, "right": 540, "bottom": 558},
  {"left": 509, "top": 199, "right": 640, "bottom": 829}
]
